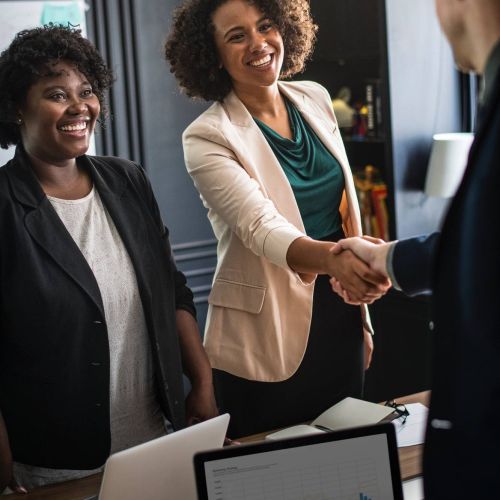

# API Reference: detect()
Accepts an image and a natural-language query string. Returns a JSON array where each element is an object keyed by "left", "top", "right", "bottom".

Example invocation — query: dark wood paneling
[
  {"left": 172, "top": 239, "right": 217, "bottom": 328},
  {"left": 87, "top": 0, "right": 143, "bottom": 161}
]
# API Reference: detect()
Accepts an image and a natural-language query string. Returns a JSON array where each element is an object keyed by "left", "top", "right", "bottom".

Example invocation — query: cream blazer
[{"left": 183, "top": 80, "right": 371, "bottom": 382}]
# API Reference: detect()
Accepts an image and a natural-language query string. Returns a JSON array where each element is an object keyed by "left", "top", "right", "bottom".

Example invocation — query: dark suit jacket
[
  {"left": 392, "top": 232, "right": 439, "bottom": 295},
  {"left": 0, "top": 147, "right": 194, "bottom": 469},
  {"left": 392, "top": 68, "right": 500, "bottom": 497}
]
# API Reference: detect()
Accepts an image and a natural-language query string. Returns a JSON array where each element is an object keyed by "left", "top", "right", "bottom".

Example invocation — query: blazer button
[
  {"left": 93, "top": 320, "right": 103, "bottom": 325},
  {"left": 91, "top": 362, "right": 101, "bottom": 367},
  {"left": 429, "top": 321, "right": 435, "bottom": 331},
  {"left": 95, "top": 403, "right": 102, "bottom": 407}
]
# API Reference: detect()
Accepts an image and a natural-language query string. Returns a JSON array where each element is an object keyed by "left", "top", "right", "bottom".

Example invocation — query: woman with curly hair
[
  {"left": 0, "top": 25, "right": 217, "bottom": 493},
  {"left": 165, "top": 0, "right": 390, "bottom": 438}
]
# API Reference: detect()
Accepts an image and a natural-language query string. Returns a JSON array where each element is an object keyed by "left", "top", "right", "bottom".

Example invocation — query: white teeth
[
  {"left": 59, "top": 122, "right": 87, "bottom": 131},
  {"left": 249, "top": 54, "right": 271, "bottom": 67}
]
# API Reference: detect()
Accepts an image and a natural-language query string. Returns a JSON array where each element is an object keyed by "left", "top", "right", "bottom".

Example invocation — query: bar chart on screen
[
  {"left": 208, "top": 460, "right": 381, "bottom": 499},
  {"left": 203, "top": 434, "right": 395, "bottom": 500}
]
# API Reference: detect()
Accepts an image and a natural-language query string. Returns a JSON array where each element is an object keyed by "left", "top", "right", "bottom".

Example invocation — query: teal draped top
[{"left": 254, "top": 98, "right": 345, "bottom": 239}]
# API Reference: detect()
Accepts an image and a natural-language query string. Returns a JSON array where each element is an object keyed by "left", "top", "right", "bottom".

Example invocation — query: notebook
[
  {"left": 92, "top": 413, "right": 230, "bottom": 500},
  {"left": 194, "top": 422, "right": 403, "bottom": 500},
  {"left": 266, "top": 397, "right": 396, "bottom": 440}
]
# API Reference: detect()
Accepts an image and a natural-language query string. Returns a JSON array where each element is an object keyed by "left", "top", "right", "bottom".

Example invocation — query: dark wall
[{"left": 131, "top": 1, "right": 210, "bottom": 241}]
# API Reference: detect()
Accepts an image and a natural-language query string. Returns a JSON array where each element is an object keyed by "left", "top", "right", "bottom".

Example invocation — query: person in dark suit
[
  {"left": 0, "top": 25, "right": 217, "bottom": 493},
  {"left": 331, "top": 0, "right": 500, "bottom": 497}
]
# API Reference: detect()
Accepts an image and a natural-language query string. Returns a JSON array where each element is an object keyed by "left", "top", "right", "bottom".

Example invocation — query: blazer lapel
[
  {"left": 86, "top": 157, "right": 152, "bottom": 303},
  {"left": 444, "top": 67, "right": 500, "bottom": 233},
  {"left": 281, "top": 82, "right": 363, "bottom": 238},
  {"left": 222, "top": 90, "right": 305, "bottom": 231},
  {"left": 279, "top": 82, "right": 343, "bottom": 161},
  {"left": 278, "top": 82, "right": 359, "bottom": 214},
  {"left": 7, "top": 148, "right": 105, "bottom": 317}
]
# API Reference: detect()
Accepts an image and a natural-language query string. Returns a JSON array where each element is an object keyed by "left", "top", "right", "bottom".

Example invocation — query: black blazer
[
  {"left": 0, "top": 147, "right": 195, "bottom": 469},
  {"left": 393, "top": 68, "right": 500, "bottom": 497}
]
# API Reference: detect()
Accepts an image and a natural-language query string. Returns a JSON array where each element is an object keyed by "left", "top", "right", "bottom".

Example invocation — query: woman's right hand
[
  {"left": 0, "top": 413, "right": 27, "bottom": 494},
  {"left": 327, "top": 247, "right": 391, "bottom": 304}
]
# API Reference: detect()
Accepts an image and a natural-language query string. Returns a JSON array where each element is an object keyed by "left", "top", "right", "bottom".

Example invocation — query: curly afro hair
[
  {"left": 0, "top": 25, "right": 113, "bottom": 149},
  {"left": 165, "top": 0, "right": 317, "bottom": 102}
]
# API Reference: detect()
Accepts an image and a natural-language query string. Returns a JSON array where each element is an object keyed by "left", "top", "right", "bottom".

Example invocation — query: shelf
[
  {"left": 311, "top": 52, "right": 381, "bottom": 64},
  {"left": 342, "top": 136, "right": 386, "bottom": 144}
]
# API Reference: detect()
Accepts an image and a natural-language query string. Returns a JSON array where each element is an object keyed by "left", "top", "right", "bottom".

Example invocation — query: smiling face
[
  {"left": 212, "top": 0, "right": 284, "bottom": 95},
  {"left": 18, "top": 60, "right": 100, "bottom": 166}
]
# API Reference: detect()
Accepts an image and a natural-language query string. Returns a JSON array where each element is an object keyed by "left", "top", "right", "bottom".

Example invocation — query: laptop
[
  {"left": 92, "top": 413, "right": 230, "bottom": 500},
  {"left": 194, "top": 422, "right": 403, "bottom": 500}
]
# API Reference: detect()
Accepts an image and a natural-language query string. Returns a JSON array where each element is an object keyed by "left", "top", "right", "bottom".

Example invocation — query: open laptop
[
  {"left": 91, "top": 413, "right": 229, "bottom": 500},
  {"left": 194, "top": 422, "right": 403, "bottom": 500}
]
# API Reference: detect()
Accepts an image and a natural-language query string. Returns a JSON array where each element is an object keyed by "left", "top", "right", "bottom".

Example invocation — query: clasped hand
[{"left": 328, "top": 236, "right": 392, "bottom": 305}]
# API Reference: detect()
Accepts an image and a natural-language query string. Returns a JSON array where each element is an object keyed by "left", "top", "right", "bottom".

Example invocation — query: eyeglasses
[{"left": 385, "top": 400, "right": 410, "bottom": 424}]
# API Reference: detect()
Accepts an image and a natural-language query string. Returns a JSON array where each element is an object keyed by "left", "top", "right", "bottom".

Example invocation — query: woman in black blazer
[{"left": 0, "top": 26, "right": 217, "bottom": 493}]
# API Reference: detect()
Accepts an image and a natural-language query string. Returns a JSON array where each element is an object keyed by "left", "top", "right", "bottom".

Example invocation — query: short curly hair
[
  {"left": 0, "top": 25, "right": 113, "bottom": 149},
  {"left": 165, "top": 0, "right": 317, "bottom": 102}
]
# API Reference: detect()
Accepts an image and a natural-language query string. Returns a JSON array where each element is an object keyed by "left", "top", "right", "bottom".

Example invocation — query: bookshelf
[{"left": 298, "top": 0, "right": 463, "bottom": 400}]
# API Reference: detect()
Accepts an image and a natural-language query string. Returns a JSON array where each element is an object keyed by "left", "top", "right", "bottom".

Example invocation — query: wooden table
[
  {"left": 237, "top": 391, "right": 429, "bottom": 483},
  {"left": 393, "top": 391, "right": 429, "bottom": 481},
  {"left": 6, "top": 391, "right": 429, "bottom": 499}
]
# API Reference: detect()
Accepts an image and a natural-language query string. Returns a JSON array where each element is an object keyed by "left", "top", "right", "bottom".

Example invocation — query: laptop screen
[{"left": 194, "top": 423, "right": 403, "bottom": 500}]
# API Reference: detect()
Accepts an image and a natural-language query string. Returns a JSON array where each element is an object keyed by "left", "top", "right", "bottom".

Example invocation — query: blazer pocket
[{"left": 208, "top": 279, "right": 266, "bottom": 314}]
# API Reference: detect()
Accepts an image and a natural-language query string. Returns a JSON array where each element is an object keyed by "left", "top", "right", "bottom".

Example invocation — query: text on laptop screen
[{"left": 202, "top": 434, "right": 396, "bottom": 500}]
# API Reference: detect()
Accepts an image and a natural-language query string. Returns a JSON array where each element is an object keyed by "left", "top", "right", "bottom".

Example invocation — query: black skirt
[{"left": 213, "top": 230, "right": 365, "bottom": 438}]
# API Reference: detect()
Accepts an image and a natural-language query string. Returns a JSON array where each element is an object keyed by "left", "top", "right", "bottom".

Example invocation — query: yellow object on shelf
[{"left": 353, "top": 165, "right": 389, "bottom": 240}]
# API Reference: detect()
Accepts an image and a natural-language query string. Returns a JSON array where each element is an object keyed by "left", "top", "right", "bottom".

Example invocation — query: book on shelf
[
  {"left": 265, "top": 397, "right": 397, "bottom": 441},
  {"left": 353, "top": 165, "right": 389, "bottom": 240},
  {"left": 357, "top": 189, "right": 373, "bottom": 236},
  {"left": 365, "top": 78, "right": 383, "bottom": 139},
  {"left": 371, "top": 183, "right": 390, "bottom": 241}
]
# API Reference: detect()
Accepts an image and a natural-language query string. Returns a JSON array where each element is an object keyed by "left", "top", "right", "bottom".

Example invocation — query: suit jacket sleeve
[
  {"left": 183, "top": 121, "right": 306, "bottom": 270},
  {"left": 134, "top": 163, "right": 196, "bottom": 318},
  {"left": 392, "top": 232, "right": 440, "bottom": 296}
]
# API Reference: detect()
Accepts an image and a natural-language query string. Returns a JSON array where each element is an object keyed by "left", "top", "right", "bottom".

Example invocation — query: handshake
[{"left": 329, "top": 236, "right": 396, "bottom": 305}]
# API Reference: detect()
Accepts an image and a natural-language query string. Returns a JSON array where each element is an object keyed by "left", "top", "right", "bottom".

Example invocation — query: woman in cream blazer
[{"left": 166, "top": 0, "right": 389, "bottom": 436}]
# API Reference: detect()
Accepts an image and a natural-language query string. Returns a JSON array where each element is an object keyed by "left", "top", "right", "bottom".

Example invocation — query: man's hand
[
  {"left": 333, "top": 236, "right": 393, "bottom": 276},
  {"left": 329, "top": 237, "right": 394, "bottom": 305},
  {"left": 327, "top": 246, "right": 391, "bottom": 304}
]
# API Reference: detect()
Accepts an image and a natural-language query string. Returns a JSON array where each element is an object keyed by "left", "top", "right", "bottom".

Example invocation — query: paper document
[{"left": 392, "top": 403, "right": 428, "bottom": 447}]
